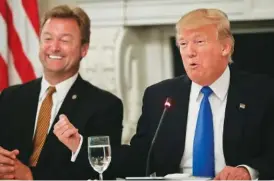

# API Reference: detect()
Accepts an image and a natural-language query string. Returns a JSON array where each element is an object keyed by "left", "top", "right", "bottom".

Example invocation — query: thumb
[
  {"left": 59, "top": 114, "right": 67, "bottom": 120},
  {"left": 11, "top": 149, "right": 19, "bottom": 157}
]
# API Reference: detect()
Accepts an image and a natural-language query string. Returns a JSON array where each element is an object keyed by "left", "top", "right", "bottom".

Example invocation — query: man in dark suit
[
  {"left": 0, "top": 5, "right": 123, "bottom": 180},
  {"left": 116, "top": 8, "right": 274, "bottom": 180}
]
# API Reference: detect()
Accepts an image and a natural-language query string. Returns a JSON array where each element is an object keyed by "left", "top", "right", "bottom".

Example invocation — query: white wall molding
[
  {"left": 114, "top": 28, "right": 144, "bottom": 144},
  {"left": 79, "top": 27, "right": 121, "bottom": 95},
  {"left": 77, "top": 0, "right": 125, "bottom": 26},
  {"left": 125, "top": 0, "right": 246, "bottom": 25},
  {"left": 77, "top": 0, "right": 274, "bottom": 26}
]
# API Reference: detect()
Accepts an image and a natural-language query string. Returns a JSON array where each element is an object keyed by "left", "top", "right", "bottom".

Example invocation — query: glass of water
[{"left": 88, "top": 136, "right": 111, "bottom": 180}]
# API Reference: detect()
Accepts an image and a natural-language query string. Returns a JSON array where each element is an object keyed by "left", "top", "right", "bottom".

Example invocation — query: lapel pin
[
  {"left": 239, "top": 103, "right": 246, "bottom": 109},
  {"left": 72, "top": 94, "right": 77, "bottom": 100}
]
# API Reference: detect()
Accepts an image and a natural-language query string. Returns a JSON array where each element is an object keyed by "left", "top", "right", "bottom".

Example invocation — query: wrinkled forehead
[{"left": 177, "top": 24, "right": 218, "bottom": 40}]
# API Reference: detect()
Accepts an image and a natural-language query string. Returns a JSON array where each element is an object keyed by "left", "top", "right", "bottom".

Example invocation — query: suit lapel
[
  {"left": 22, "top": 79, "right": 41, "bottom": 137},
  {"left": 223, "top": 68, "right": 245, "bottom": 165},
  {"left": 156, "top": 76, "right": 191, "bottom": 171},
  {"left": 19, "top": 79, "right": 41, "bottom": 163},
  {"left": 170, "top": 76, "right": 192, "bottom": 168}
]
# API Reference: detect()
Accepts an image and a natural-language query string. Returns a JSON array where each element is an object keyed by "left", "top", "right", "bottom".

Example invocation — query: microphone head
[{"left": 164, "top": 97, "right": 171, "bottom": 108}]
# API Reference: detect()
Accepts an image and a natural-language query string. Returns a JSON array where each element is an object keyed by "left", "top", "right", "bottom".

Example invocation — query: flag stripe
[
  {"left": 0, "top": 10, "right": 8, "bottom": 64},
  {"left": 0, "top": 0, "right": 8, "bottom": 64},
  {"left": 6, "top": 2, "right": 36, "bottom": 82},
  {"left": 8, "top": 0, "right": 41, "bottom": 78},
  {"left": 22, "top": 0, "right": 39, "bottom": 36},
  {"left": 0, "top": 0, "right": 7, "bottom": 22},
  {"left": 0, "top": 0, "right": 8, "bottom": 91},
  {"left": 0, "top": 55, "right": 8, "bottom": 91},
  {"left": 0, "top": 0, "right": 39, "bottom": 89},
  {"left": 8, "top": 50, "right": 22, "bottom": 86}
]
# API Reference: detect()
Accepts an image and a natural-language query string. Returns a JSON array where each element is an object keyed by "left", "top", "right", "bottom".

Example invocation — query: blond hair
[
  {"left": 41, "top": 5, "right": 90, "bottom": 45},
  {"left": 176, "top": 8, "right": 234, "bottom": 60}
]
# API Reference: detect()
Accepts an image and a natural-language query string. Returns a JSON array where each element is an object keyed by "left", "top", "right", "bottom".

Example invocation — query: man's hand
[
  {"left": 214, "top": 166, "right": 251, "bottom": 180},
  {"left": 0, "top": 146, "right": 19, "bottom": 179},
  {"left": 14, "top": 159, "right": 33, "bottom": 180},
  {"left": 53, "top": 114, "right": 81, "bottom": 153}
]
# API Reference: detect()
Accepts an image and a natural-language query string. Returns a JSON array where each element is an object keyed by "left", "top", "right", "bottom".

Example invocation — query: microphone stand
[{"left": 145, "top": 98, "right": 171, "bottom": 176}]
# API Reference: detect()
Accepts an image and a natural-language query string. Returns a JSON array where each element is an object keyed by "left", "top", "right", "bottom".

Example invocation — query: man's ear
[
  {"left": 222, "top": 49, "right": 229, "bottom": 56},
  {"left": 221, "top": 40, "right": 231, "bottom": 56},
  {"left": 81, "top": 43, "right": 89, "bottom": 57}
]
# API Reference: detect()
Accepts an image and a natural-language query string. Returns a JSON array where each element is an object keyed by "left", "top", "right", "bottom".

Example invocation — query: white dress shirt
[
  {"left": 34, "top": 73, "right": 82, "bottom": 162},
  {"left": 180, "top": 66, "right": 258, "bottom": 179}
]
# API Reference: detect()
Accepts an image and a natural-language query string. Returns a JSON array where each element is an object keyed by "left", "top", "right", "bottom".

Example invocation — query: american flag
[{"left": 0, "top": 0, "right": 41, "bottom": 92}]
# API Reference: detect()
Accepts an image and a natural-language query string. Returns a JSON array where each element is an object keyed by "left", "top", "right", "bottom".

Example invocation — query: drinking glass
[{"left": 88, "top": 136, "right": 111, "bottom": 180}]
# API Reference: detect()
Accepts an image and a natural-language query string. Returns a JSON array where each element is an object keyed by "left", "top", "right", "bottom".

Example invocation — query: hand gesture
[{"left": 53, "top": 114, "right": 81, "bottom": 153}]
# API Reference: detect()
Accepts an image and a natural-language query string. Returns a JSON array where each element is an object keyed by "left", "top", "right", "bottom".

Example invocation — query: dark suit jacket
[
  {"left": 0, "top": 75, "right": 123, "bottom": 180},
  {"left": 115, "top": 66, "right": 274, "bottom": 179}
]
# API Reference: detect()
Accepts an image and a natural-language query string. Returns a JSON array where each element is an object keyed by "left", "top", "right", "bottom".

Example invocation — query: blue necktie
[{"left": 193, "top": 86, "right": 215, "bottom": 177}]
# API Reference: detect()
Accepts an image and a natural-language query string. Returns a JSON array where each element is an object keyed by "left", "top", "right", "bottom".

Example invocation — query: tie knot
[
  {"left": 201, "top": 86, "right": 213, "bottom": 97},
  {"left": 47, "top": 86, "right": 56, "bottom": 96}
]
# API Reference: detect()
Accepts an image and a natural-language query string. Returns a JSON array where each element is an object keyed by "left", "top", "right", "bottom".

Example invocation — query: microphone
[{"left": 145, "top": 97, "right": 172, "bottom": 176}]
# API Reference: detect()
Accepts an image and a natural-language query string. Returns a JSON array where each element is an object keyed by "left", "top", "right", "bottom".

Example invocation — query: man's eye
[
  {"left": 196, "top": 40, "right": 205, "bottom": 45},
  {"left": 179, "top": 42, "right": 187, "bottom": 47},
  {"left": 61, "top": 39, "right": 71, "bottom": 43}
]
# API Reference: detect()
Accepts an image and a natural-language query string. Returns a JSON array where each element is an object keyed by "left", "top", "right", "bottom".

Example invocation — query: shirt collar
[
  {"left": 192, "top": 66, "right": 230, "bottom": 101},
  {"left": 39, "top": 73, "right": 79, "bottom": 102}
]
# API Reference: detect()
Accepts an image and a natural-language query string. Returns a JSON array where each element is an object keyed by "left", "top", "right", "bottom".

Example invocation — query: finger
[
  {"left": 224, "top": 172, "right": 231, "bottom": 180},
  {"left": 11, "top": 149, "right": 19, "bottom": 156},
  {"left": 239, "top": 168, "right": 251, "bottom": 180},
  {"left": 214, "top": 173, "right": 221, "bottom": 180},
  {"left": 234, "top": 175, "right": 243, "bottom": 180},
  {"left": 59, "top": 114, "right": 68, "bottom": 121},
  {"left": 55, "top": 115, "right": 73, "bottom": 131},
  {"left": 226, "top": 168, "right": 248, "bottom": 180},
  {"left": 0, "top": 155, "right": 15, "bottom": 165},
  {"left": 54, "top": 118, "right": 67, "bottom": 129},
  {"left": 54, "top": 122, "right": 69, "bottom": 131},
  {"left": 62, "top": 128, "right": 78, "bottom": 138},
  {"left": 0, "top": 174, "right": 15, "bottom": 179},
  {"left": 59, "top": 114, "right": 70, "bottom": 125},
  {"left": 0, "top": 165, "right": 14, "bottom": 174},
  {"left": 0, "top": 147, "right": 16, "bottom": 159},
  {"left": 219, "top": 171, "right": 230, "bottom": 180},
  {"left": 55, "top": 114, "right": 69, "bottom": 125},
  {"left": 55, "top": 121, "right": 76, "bottom": 135},
  {"left": 55, "top": 124, "right": 70, "bottom": 137},
  {"left": 235, "top": 171, "right": 250, "bottom": 180},
  {"left": 226, "top": 172, "right": 238, "bottom": 180}
]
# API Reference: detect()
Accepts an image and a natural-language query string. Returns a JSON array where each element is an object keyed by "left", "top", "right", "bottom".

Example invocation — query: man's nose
[
  {"left": 50, "top": 40, "right": 61, "bottom": 52},
  {"left": 186, "top": 43, "right": 197, "bottom": 58}
]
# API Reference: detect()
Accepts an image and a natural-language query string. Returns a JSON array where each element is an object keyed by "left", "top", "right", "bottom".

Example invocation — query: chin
[
  {"left": 188, "top": 75, "right": 206, "bottom": 85},
  {"left": 188, "top": 72, "right": 201, "bottom": 80},
  {"left": 45, "top": 67, "right": 65, "bottom": 73}
]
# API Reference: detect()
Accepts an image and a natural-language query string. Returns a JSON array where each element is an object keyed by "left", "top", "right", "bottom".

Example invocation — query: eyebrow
[
  {"left": 60, "top": 34, "right": 73, "bottom": 38},
  {"left": 178, "top": 34, "right": 206, "bottom": 40},
  {"left": 42, "top": 32, "right": 73, "bottom": 37},
  {"left": 189, "top": 33, "right": 206, "bottom": 38},
  {"left": 42, "top": 32, "right": 51, "bottom": 36}
]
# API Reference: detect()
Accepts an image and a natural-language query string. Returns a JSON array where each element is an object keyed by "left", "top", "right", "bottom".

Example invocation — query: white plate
[{"left": 164, "top": 173, "right": 211, "bottom": 180}]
